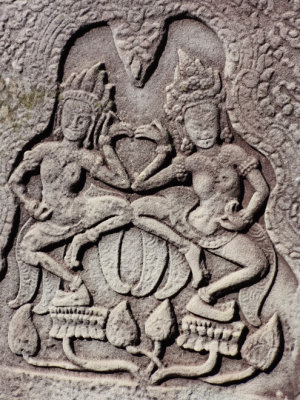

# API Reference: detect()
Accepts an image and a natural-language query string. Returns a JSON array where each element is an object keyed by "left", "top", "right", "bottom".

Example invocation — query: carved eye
[{"left": 77, "top": 116, "right": 86, "bottom": 125}]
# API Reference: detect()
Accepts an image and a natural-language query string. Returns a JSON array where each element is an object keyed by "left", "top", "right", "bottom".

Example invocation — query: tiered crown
[
  {"left": 60, "top": 62, "right": 114, "bottom": 115},
  {"left": 164, "top": 49, "right": 222, "bottom": 122}
]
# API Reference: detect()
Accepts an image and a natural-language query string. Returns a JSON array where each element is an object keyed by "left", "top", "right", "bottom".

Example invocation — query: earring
[
  {"left": 83, "top": 117, "right": 96, "bottom": 149},
  {"left": 180, "top": 137, "right": 194, "bottom": 154},
  {"left": 220, "top": 127, "right": 233, "bottom": 143}
]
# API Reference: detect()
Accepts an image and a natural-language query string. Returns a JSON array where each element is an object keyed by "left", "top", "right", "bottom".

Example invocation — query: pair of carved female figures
[{"left": 8, "top": 53, "right": 270, "bottom": 322}]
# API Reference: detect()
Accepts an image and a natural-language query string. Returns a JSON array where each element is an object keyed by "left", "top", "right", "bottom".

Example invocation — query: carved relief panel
[{"left": 0, "top": 1, "right": 299, "bottom": 399}]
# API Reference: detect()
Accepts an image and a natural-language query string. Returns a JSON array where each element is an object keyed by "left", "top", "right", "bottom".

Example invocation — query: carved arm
[
  {"left": 132, "top": 163, "right": 178, "bottom": 191},
  {"left": 9, "top": 149, "right": 40, "bottom": 204},
  {"left": 132, "top": 121, "right": 180, "bottom": 191},
  {"left": 87, "top": 113, "right": 131, "bottom": 189},
  {"left": 8, "top": 144, "right": 52, "bottom": 220},
  {"left": 241, "top": 168, "right": 269, "bottom": 222},
  {"left": 219, "top": 148, "right": 269, "bottom": 232},
  {"left": 102, "top": 143, "right": 130, "bottom": 189},
  {"left": 221, "top": 164, "right": 269, "bottom": 232}
]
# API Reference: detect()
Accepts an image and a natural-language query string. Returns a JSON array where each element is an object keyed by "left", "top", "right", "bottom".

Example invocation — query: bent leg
[
  {"left": 25, "top": 250, "right": 76, "bottom": 283},
  {"left": 201, "top": 234, "right": 268, "bottom": 302},
  {"left": 132, "top": 196, "right": 204, "bottom": 288},
  {"left": 65, "top": 214, "right": 132, "bottom": 268},
  {"left": 132, "top": 196, "right": 188, "bottom": 249},
  {"left": 21, "top": 223, "right": 91, "bottom": 306},
  {"left": 82, "top": 196, "right": 131, "bottom": 228},
  {"left": 21, "top": 223, "right": 79, "bottom": 285},
  {"left": 65, "top": 196, "right": 132, "bottom": 268}
]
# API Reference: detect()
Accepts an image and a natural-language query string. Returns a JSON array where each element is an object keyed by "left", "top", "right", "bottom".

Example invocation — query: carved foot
[
  {"left": 186, "top": 295, "right": 236, "bottom": 322},
  {"left": 52, "top": 282, "right": 91, "bottom": 307},
  {"left": 198, "top": 287, "right": 214, "bottom": 303}
]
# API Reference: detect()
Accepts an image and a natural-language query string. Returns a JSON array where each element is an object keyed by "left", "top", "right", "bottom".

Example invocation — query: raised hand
[
  {"left": 134, "top": 120, "right": 170, "bottom": 146},
  {"left": 131, "top": 120, "right": 173, "bottom": 191},
  {"left": 98, "top": 111, "right": 134, "bottom": 147},
  {"left": 25, "top": 199, "right": 53, "bottom": 221},
  {"left": 219, "top": 199, "right": 252, "bottom": 232}
]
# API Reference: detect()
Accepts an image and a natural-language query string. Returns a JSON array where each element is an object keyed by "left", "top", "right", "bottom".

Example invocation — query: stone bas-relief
[
  {"left": 0, "top": 1, "right": 299, "bottom": 400},
  {"left": 2, "top": 54, "right": 284, "bottom": 383}
]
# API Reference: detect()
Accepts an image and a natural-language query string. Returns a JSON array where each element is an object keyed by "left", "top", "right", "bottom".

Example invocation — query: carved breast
[
  {"left": 215, "top": 166, "right": 240, "bottom": 195},
  {"left": 41, "top": 157, "right": 82, "bottom": 194}
]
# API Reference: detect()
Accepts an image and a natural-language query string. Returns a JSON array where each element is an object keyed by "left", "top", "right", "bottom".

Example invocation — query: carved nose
[{"left": 69, "top": 119, "right": 76, "bottom": 129}]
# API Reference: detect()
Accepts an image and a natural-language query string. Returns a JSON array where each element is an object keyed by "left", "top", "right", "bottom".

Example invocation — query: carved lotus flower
[
  {"left": 99, "top": 223, "right": 191, "bottom": 303},
  {"left": 106, "top": 301, "right": 139, "bottom": 348},
  {"left": 145, "top": 300, "right": 177, "bottom": 342}
]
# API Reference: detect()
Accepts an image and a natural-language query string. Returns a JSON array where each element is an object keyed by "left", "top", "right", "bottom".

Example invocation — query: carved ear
[
  {"left": 55, "top": 103, "right": 63, "bottom": 128},
  {"left": 220, "top": 127, "right": 233, "bottom": 143},
  {"left": 83, "top": 115, "right": 96, "bottom": 149},
  {"left": 53, "top": 104, "right": 63, "bottom": 140},
  {"left": 175, "top": 118, "right": 194, "bottom": 155},
  {"left": 220, "top": 107, "right": 233, "bottom": 143},
  {"left": 180, "top": 137, "right": 194, "bottom": 154}
]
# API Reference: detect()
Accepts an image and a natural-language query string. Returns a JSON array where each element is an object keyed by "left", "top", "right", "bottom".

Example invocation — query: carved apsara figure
[
  {"left": 6, "top": 53, "right": 281, "bottom": 385},
  {"left": 9, "top": 63, "right": 133, "bottom": 309},
  {"left": 132, "top": 50, "right": 270, "bottom": 321}
]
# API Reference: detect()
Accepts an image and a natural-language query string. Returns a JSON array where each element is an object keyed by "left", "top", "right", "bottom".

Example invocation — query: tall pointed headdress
[
  {"left": 57, "top": 62, "right": 115, "bottom": 148},
  {"left": 164, "top": 49, "right": 222, "bottom": 122},
  {"left": 164, "top": 50, "right": 223, "bottom": 152},
  {"left": 61, "top": 62, "right": 114, "bottom": 114}
]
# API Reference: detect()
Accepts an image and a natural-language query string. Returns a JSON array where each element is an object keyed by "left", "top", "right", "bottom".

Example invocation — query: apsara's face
[
  {"left": 184, "top": 102, "right": 219, "bottom": 149},
  {"left": 61, "top": 100, "right": 93, "bottom": 142}
]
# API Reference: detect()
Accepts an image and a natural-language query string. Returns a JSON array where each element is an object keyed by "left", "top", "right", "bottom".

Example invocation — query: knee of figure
[
  {"left": 111, "top": 203, "right": 134, "bottom": 224},
  {"left": 110, "top": 199, "right": 133, "bottom": 222},
  {"left": 93, "top": 197, "right": 129, "bottom": 217},
  {"left": 132, "top": 197, "right": 168, "bottom": 220},
  {"left": 20, "top": 232, "right": 42, "bottom": 266},
  {"left": 131, "top": 198, "right": 148, "bottom": 217},
  {"left": 111, "top": 197, "right": 130, "bottom": 212},
  {"left": 19, "top": 245, "right": 39, "bottom": 266}
]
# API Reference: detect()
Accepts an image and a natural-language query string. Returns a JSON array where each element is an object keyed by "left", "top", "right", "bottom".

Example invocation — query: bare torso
[
  {"left": 36, "top": 144, "right": 94, "bottom": 224},
  {"left": 10, "top": 138, "right": 129, "bottom": 226},
  {"left": 185, "top": 146, "right": 242, "bottom": 235}
]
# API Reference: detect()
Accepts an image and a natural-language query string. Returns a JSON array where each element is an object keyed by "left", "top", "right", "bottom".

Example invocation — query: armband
[{"left": 238, "top": 156, "right": 259, "bottom": 177}]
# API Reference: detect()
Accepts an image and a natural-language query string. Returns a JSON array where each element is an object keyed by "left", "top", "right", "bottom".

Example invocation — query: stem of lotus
[
  {"left": 23, "top": 354, "right": 82, "bottom": 371},
  {"left": 201, "top": 366, "right": 257, "bottom": 384},
  {"left": 126, "top": 344, "right": 162, "bottom": 368},
  {"left": 62, "top": 337, "right": 139, "bottom": 375},
  {"left": 151, "top": 344, "right": 219, "bottom": 384},
  {"left": 144, "top": 340, "right": 162, "bottom": 377}
]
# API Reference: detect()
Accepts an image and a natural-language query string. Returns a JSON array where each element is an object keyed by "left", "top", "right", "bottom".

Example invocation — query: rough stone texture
[{"left": 0, "top": 1, "right": 299, "bottom": 399}]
